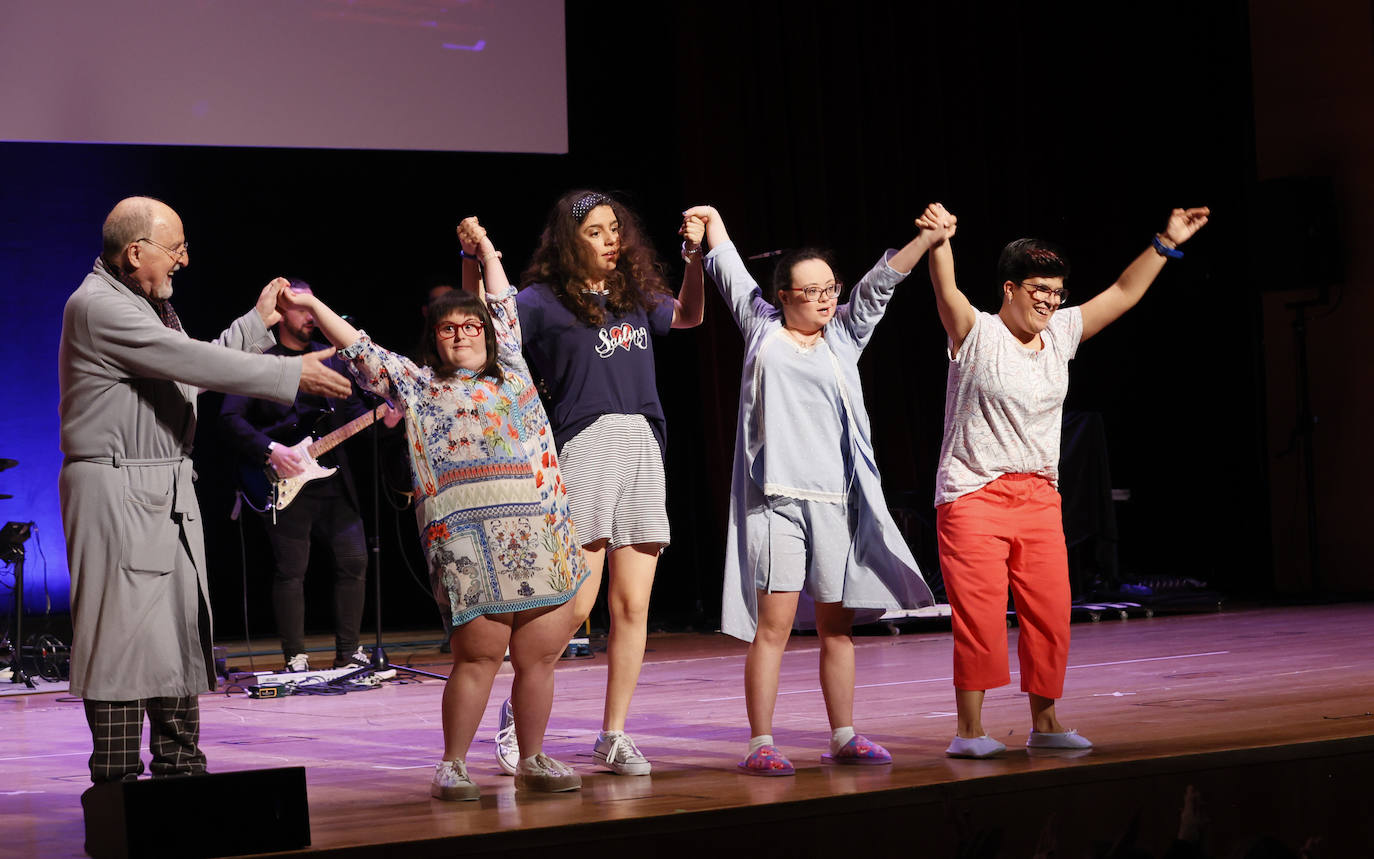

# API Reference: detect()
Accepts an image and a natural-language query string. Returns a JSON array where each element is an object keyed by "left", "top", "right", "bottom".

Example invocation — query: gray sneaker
[
  {"left": 430, "top": 759, "right": 479, "bottom": 801},
  {"left": 593, "top": 731, "right": 652, "bottom": 775},
  {"left": 514, "top": 753, "right": 581, "bottom": 792},
  {"left": 494, "top": 698, "right": 519, "bottom": 775}
]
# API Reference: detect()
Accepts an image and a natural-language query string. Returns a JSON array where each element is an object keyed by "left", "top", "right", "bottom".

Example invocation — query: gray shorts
[
  {"left": 756, "top": 497, "right": 851, "bottom": 602},
  {"left": 559, "top": 414, "right": 670, "bottom": 551}
]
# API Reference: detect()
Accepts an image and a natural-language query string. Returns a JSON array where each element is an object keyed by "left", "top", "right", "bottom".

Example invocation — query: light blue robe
[{"left": 705, "top": 241, "right": 933, "bottom": 641}]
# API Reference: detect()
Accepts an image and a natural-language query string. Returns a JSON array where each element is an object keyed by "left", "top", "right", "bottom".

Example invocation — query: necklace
[{"left": 783, "top": 326, "right": 823, "bottom": 349}]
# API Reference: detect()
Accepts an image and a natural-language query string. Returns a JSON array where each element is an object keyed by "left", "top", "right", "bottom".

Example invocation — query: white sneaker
[
  {"left": 1026, "top": 729, "right": 1094, "bottom": 750},
  {"left": 430, "top": 759, "right": 479, "bottom": 801},
  {"left": 514, "top": 753, "right": 581, "bottom": 793},
  {"left": 284, "top": 653, "right": 310, "bottom": 672},
  {"left": 945, "top": 734, "right": 1007, "bottom": 759},
  {"left": 339, "top": 646, "right": 396, "bottom": 680},
  {"left": 593, "top": 730, "right": 652, "bottom": 775},
  {"left": 494, "top": 698, "right": 518, "bottom": 776}
]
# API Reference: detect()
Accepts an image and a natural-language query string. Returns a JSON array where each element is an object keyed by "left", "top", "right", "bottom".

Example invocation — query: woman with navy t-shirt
[{"left": 488, "top": 190, "right": 705, "bottom": 776}]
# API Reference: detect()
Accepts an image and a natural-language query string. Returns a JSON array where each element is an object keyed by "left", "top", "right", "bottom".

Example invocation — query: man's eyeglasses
[
  {"left": 435, "top": 320, "right": 485, "bottom": 339},
  {"left": 136, "top": 237, "right": 189, "bottom": 262},
  {"left": 1018, "top": 281, "right": 1069, "bottom": 305},
  {"left": 787, "top": 282, "right": 842, "bottom": 302}
]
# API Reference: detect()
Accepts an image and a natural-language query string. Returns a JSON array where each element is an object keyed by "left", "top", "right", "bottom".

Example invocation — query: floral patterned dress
[{"left": 338, "top": 285, "right": 588, "bottom": 627}]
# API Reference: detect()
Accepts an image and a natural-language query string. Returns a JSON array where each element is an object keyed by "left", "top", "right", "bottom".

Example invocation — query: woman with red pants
[{"left": 923, "top": 202, "right": 1210, "bottom": 758}]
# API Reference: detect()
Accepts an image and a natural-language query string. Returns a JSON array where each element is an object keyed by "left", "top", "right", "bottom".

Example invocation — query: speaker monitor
[{"left": 81, "top": 766, "right": 310, "bottom": 859}]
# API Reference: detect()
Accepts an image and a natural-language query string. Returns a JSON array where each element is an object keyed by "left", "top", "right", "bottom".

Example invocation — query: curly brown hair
[{"left": 519, "top": 189, "right": 672, "bottom": 326}]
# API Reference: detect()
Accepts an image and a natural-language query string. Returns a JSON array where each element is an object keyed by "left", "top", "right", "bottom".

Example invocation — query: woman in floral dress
[{"left": 279, "top": 217, "right": 588, "bottom": 799}]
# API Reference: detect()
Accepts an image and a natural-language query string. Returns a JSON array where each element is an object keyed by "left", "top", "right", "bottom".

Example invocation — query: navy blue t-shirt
[{"left": 516, "top": 283, "right": 675, "bottom": 458}]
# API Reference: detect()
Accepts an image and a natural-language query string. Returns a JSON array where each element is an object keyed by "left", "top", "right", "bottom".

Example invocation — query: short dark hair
[
  {"left": 769, "top": 247, "right": 837, "bottom": 308},
  {"left": 417, "top": 290, "right": 503, "bottom": 381},
  {"left": 996, "top": 238, "right": 1071, "bottom": 287}
]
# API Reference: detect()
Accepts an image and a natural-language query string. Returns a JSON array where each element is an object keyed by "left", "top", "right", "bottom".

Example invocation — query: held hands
[
  {"left": 915, "top": 203, "right": 957, "bottom": 244},
  {"left": 298, "top": 347, "right": 353, "bottom": 398},
  {"left": 680, "top": 213, "right": 706, "bottom": 253},
  {"left": 681, "top": 205, "right": 724, "bottom": 249},
  {"left": 456, "top": 216, "right": 487, "bottom": 257},
  {"left": 256, "top": 277, "right": 292, "bottom": 327},
  {"left": 276, "top": 282, "right": 316, "bottom": 314},
  {"left": 1160, "top": 207, "right": 1210, "bottom": 247},
  {"left": 268, "top": 442, "right": 306, "bottom": 479}
]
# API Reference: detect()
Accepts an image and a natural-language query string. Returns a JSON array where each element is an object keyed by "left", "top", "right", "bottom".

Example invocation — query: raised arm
[
  {"left": 457, "top": 216, "right": 510, "bottom": 301},
  {"left": 920, "top": 202, "right": 977, "bottom": 355},
  {"left": 1078, "top": 207, "right": 1210, "bottom": 342},
  {"left": 840, "top": 214, "right": 943, "bottom": 347},
  {"left": 457, "top": 216, "right": 525, "bottom": 367},
  {"left": 279, "top": 287, "right": 419, "bottom": 403},
  {"left": 683, "top": 205, "right": 771, "bottom": 333},
  {"left": 281, "top": 286, "right": 360, "bottom": 352},
  {"left": 686, "top": 204, "right": 732, "bottom": 251},
  {"left": 671, "top": 213, "right": 706, "bottom": 328}
]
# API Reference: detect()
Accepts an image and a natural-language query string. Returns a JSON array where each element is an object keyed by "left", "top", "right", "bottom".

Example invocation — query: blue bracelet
[{"left": 1152, "top": 235, "right": 1184, "bottom": 259}]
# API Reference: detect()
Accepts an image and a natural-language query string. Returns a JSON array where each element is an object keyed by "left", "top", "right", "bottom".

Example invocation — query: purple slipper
[
  {"left": 738, "top": 744, "right": 795, "bottom": 776},
  {"left": 822, "top": 734, "right": 893, "bottom": 766}
]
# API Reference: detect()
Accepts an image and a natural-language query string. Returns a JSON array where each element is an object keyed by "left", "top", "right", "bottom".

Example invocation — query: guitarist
[{"left": 220, "top": 279, "right": 401, "bottom": 673}]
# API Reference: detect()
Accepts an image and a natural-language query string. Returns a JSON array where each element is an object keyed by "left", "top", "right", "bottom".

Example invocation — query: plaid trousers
[{"left": 83, "top": 696, "right": 208, "bottom": 783}]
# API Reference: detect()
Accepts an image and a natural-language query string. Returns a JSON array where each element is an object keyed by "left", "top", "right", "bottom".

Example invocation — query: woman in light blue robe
[{"left": 686, "top": 205, "right": 937, "bottom": 775}]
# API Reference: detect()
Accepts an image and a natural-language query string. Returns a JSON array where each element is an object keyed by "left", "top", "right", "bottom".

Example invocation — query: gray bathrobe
[{"left": 59, "top": 259, "right": 299, "bottom": 700}]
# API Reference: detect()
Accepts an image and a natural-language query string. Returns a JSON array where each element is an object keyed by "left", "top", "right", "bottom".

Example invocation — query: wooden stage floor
[{"left": 4, "top": 603, "right": 1373, "bottom": 858}]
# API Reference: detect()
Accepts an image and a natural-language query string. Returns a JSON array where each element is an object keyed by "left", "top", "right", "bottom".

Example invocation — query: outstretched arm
[
  {"left": 281, "top": 287, "right": 360, "bottom": 352},
  {"left": 671, "top": 213, "right": 706, "bottom": 328},
  {"left": 920, "top": 202, "right": 977, "bottom": 355},
  {"left": 841, "top": 209, "right": 943, "bottom": 345},
  {"left": 1079, "top": 207, "right": 1210, "bottom": 342}
]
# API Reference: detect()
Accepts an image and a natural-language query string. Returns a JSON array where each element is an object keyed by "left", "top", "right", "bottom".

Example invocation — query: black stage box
[{"left": 81, "top": 766, "right": 310, "bottom": 858}]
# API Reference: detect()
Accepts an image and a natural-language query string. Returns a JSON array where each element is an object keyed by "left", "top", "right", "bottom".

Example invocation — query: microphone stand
[
  {"left": 334, "top": 391, "right": 446, "bottom": 685},
  {"left": 2, "top": 522, "right": 35, "bottom": 688}
]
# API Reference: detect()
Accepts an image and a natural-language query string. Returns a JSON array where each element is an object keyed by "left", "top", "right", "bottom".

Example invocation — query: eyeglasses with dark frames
[
  {"left": 1018, "top": 281, "right": 1069, "bottom": 305},
  {"left": 787, "top": 282, "right": 842, "bottom": 302}
]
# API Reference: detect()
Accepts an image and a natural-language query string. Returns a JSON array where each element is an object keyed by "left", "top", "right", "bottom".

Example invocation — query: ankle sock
[
  {"left": 830, "top": 726, "right": 855, "bottom": 754},
  {"left": 749, "top": 734, "right": 774, "bottom": 754}
]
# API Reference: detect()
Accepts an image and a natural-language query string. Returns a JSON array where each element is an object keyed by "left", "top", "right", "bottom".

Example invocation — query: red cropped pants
[{"left": 936, "top": 474, "right": 1071, "bottom": 699}]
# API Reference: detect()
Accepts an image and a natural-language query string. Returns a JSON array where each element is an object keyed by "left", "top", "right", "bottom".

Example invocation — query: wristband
[
  {"left": 461, "top": 249, "right": 503, "bottom": 263},
  {"left": 681, "top": 241, "right": 702, "bottom": 263},
  {"left": 1152, "top": 235, "right": 1184, "bottom": 259}
]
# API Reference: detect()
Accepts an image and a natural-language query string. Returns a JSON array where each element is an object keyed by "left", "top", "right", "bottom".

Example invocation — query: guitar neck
[{"left": 307, "top": 404, "right": 387, "bottom": 458}]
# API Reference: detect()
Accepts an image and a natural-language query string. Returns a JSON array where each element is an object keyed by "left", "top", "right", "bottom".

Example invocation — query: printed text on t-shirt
[{"left": 595, "top": 322, "right": 650, "bottom": 358}]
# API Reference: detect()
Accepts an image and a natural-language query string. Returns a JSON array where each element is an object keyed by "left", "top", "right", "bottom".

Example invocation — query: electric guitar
[{"left": 239, "top": 404, "right": 388, "bottom": 512}]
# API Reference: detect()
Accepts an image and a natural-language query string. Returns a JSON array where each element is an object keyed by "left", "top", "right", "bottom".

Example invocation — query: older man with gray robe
[{"left": 59, "top": 196, "right": 352, "bottom": 783}]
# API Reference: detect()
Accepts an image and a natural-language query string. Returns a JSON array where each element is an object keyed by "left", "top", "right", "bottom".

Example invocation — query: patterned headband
[{"left": 571, "top": 192, "right": 609, "bottom": 223}]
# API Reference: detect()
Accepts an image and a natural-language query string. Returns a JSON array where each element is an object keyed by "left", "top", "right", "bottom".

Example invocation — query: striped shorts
[{"left": 559, "top": 413, "right": 671, "bottom": 551}]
